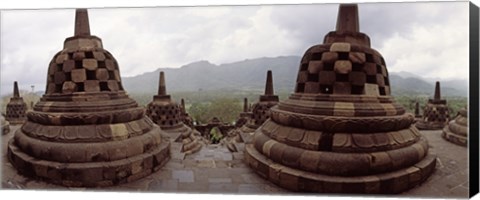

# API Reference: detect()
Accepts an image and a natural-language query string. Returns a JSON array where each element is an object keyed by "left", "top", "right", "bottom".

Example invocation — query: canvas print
[{"left": 0, "top": 1, "right": 472, "bottom": 198}]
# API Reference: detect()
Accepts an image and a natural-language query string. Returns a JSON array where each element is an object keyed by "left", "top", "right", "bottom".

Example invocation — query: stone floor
[{"left": 0, "top": 125, "right": 469, "bottom": 198}]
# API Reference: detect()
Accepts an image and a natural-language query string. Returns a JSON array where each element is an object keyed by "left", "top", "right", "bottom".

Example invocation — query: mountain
[
  {"left": 122, "top": 56, "right": 300, "bottom": 94},
  {"left": 121, "top": 56, "right": 468, "bottom": 97}
]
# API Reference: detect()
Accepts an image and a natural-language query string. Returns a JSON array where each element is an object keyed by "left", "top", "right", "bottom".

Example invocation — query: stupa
[
  {"left": 235, "top": 98, "right": 252, "bottom": 128},
  {"left": 146, "top": 71, "right": 202, "bottom": 154},
  {"left": 416, "top": 81, "right": 449, "bottom": 130},
  {"left": 236, "top": 70, "right": 279, "bottom": 142},
  {"left": 414, "top": 101, "right": 422, "bottom": 121},
  {"left": 7, "top": 9, "right": 171, "bottom": 187},
  {"left": 179, "top": 98, "right": 194, "bottom": 127},
  {"left": 244, "top": 4, "right": 436, "bottom": 194},
  {"left": 442, "top": 107, "right": 467, "bottom": 146},
  {"left": 5, "top": 81, "right": 27, "bottom": 124},
  {"left": 1, "top": 115, "right": 10, "bottom": 135}
]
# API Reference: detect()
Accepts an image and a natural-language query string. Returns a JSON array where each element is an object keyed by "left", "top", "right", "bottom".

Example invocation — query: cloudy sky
[{"left": 0, "top": 1, "right": 469, "bottom": 95}]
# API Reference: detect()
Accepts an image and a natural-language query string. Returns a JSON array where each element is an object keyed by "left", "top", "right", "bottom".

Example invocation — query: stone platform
[{"left": 1, "top": 125, "right": 468, "bottom": 198}]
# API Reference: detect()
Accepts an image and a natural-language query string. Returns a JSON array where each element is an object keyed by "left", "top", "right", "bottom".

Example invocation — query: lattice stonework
[
  {"left": 46, "top": 50, "right": 123, "bottom": 94},
  {"left": 296, "top": 42, "right": 390, "bottom": 96},
  {"left": 146, "top": 104, "right": 182, "bottom": 127},
  {"left": 423, "top": 104, "right": 449, "bottom": 123}
]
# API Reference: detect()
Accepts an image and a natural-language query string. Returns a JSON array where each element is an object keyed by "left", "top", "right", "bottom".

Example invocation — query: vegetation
[{"left": 394, "top": 95, "right": 468, "bottom": 119}]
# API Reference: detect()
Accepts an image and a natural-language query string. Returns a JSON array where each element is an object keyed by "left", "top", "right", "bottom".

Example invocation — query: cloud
[{"left": 0, "top": 2, "right": 470, "bottom": 95}]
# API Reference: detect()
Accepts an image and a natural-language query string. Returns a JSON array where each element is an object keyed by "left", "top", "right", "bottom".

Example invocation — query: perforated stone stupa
[
  {"left": 442, "top": 107, "right": 467, "bottom": 146},
  {"left": 236, "top": 70, "right": 279, "bottom": 142},
  {"left": 1, "top": 115, "right": 10, "bottom": 135},
  {"left": 7, "top": 9, "right": 171, "bottom": 187},
  {"left": 146, "top": 71, "right": 202, "bottom": 154},
  {"left": 416, "top": 81, "right": 449, "bottom": 130},
  {"left": 5, "top": 81, "right": 27, "bottom": 124},
  {"left": 244, "top": 4, "right": 436, "bottom": 194}
]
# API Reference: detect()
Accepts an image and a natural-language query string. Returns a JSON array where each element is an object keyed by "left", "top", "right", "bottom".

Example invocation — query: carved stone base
[
  {"left": 163, "top": 124, "right": 203, "bottom": 155},
  {"left": 7, "top": 123, "right": 171, "bottom": 187},
  {"left": 415, "top": 121, "right": 446, "bottom": 130},
  {"left": 442, "top": 127, "right": 467, "bottom": 147},
  {"left": 245, "top": 143, "right": 436, "bottom": 194}
]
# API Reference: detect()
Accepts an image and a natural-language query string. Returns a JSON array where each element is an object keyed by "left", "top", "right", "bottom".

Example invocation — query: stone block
[
  {"left": 62, "top": 81, "right": 77, "bottom": 93},
  {"left": 83, "top": 59, "right": 98, "bottom": 70},
  {"left": 281, "top": 146, "right": 303, "bottom": 168},
  {"left": 349, "top": 52, "right": 366, "bottom": 63},
  {"left": 334, "top": 61, "right": 352, "bottom": 74},
  {"left": 321, "top": 52, "right": 338, "bottom": 63},
  {"left": 93, "top": 51, "right": 106, "bottom": 61},
  {"left": 73, "top": 52, "right": 86, "bottom": 60},
  {"left": 364, "top": 83, "right": 379, "bottom": 96},
  {"left": 71, "top": 69, "right": 86, "bottom": 83},
  {"left": 96, "top": 68, "right": 109, "bottom": 81},
  {"left": 307, "top": 61, "right": 323, "bottom": 74},
  {"left": 330, "top": 42, "right": 351, "bottom": 52},
  {"left": 84, "top": 80, "right": 100, "bottom": 92}
]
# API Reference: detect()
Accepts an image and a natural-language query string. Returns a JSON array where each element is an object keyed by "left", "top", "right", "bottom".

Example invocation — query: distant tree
[{"left": 188, "top": 98, "right": 242, "bottom": 124}]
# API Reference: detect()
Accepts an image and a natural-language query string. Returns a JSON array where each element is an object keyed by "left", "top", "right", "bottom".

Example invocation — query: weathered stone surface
[
  {"left": 441, "top": 107, "right": 468, "bottom": 146},
  {"left": 244, "top": 4, "right": 436, "bottom": 194}
]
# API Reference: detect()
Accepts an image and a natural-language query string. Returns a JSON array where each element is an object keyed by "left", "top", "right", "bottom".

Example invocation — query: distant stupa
[
  {"left": 5, "top": 81, "right": 27, "bottom": 124},
  {"left": 244, "top": 4, "right": 436, "bottom": 194},
  {"left": 7, "top": 9, "right": 171, "bottom": 187},
  {"left": 416, "top": 81, "right": 449, "bottom": 130},
  {"left": 233, "top": 70, "right": 279, "bottom": 144},
  {"left": 146, "top": 71, "right": 203, "bottom": 154}
]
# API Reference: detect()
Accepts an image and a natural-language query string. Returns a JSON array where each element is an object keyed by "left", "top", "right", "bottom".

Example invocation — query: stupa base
[
  {"left": 415, "top": 121, "right": 445, "bottom": 130},
  {"left": 7, "top": 132, "right": 171, "bottom": 187},
  {"left": 245, "top": 144, "right": 437, "bottom": 194},
  {"left": 163, "top": 124, "right": 203, "bottom": 155},
  {"left": 442, "top": 127, "right": 467, "bottom": 147},
  {"left": 6, "top": 118, "right": 26, "bottom": 125}
]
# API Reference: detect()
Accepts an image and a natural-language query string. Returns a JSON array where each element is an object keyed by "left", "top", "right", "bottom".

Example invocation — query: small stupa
[
  {"left": 1, "top": 115, "right": 10, "bottom": 135},
  {"left": 5, "top": 81, "right": 27, "bottom": 124},
  {"left": 179, "top": 98, "right": 194, "bottom": 127},
  {"left": 7, "top": 9, "right": 171, "bottom": 187},
  {"left": 244, "top": 4, "right": 436, "bottom": 194},
  {"left": 416, "top": 81, "right": 449, "bottom": 130},
  {"left": 236, "top": 70, "right": 279, "bottom": 142},
  {"left": 442, "top": 107, "right": 467, "bottom": 146},
  {"left": 414, "top": 101, "right": 422, "bottom": 121},
  {"left": 146, "top": 71, "right": 202, "bottom": 154},
  {"left": 235, "top": 98, "right": 252, "bottom": 128}
]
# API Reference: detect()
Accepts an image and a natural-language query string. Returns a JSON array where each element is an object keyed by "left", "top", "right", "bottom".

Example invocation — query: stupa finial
[
  {"left": 243, "top": 98, "right": 248, "bottom": 112},
  {"left": 265, "top": 70, "right": 274, "bottom": 95},
  {"left": 434, "top": 81, "right": 441, "bottom": 100},
  {"left": 13, "top": 81, "right": 19, "bottom": 98},
  {"left": 158, "top": 71, "right": 166, "bottom": 95},
  {"left": 336, "top": 4, "right": 360, "bottom": 33},
  {"left": 74, "top": 9, "right": 91, "bottom": 36}
]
